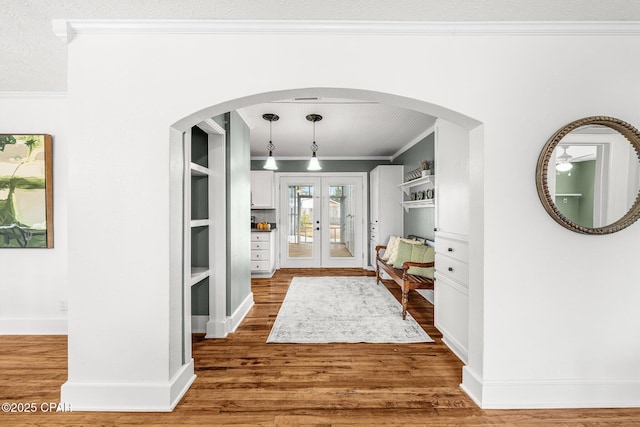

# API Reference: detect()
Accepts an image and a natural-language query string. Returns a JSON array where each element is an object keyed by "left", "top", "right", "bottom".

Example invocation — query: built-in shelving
[
  {"left": 399, "top": 175, "right": 435, "bottom": 212},
  {"left": 190, "top": 267, "right": 210, "bottom": 286},
  {"left": 555, "top": 193, "right": 582, "bottom": 197},
  {"left": 399, "top": 175, "right": 434, "bottom": 194}
]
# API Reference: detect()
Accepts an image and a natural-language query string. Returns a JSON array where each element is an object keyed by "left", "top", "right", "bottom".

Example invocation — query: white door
[{"left": 280, "top": 174, "right": 364, "bottom": 268}]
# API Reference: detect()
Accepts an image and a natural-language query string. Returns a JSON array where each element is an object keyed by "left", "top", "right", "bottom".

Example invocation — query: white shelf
[
  {"left": 402, "top": 199, "right": 435, "bottom": 212},
  {"left": 555, "top": 193, "right": 582, "bottom": 197},
  {"left": 191, "top": 219, "right": 211, "bottom": 228},
  {"left": 190, "top": 162, "right": 210, "bottom": 176},
  {"left": 190, "top": 267, "right": 210, "bottom": 286},
  {"left": 399, "top": 175, "right": 434, "bottom": 195}
]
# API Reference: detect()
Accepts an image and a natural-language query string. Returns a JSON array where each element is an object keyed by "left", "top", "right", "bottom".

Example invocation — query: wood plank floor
[{"left": 2, "top": 268, "right": 640, "bottom": 425}]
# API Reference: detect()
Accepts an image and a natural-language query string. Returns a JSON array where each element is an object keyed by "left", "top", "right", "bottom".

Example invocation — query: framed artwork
[{"left": 0, "top": 134, "right": 53, "bottom": 248}]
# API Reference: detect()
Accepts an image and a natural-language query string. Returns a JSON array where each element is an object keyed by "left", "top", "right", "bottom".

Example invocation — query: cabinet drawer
[
  {"left": 251, "top": 241, "right": 269, "bottom": 250},
  {"left": 251, "top": 250, "right": 270, "bottom": 261},
  {"left": 435, "top": 253, "right": 469, "bottom": 285},
  {"left": 251, "top": 261, "right": 270, "bottom": 272},
  {"left": 251, "top": 232, "right": 271, "bottom": 242},
  {"left": 435, "top": 236, "right": 468, "bottom": 262}
]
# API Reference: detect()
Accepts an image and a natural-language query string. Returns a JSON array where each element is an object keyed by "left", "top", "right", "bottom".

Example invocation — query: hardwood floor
[{"left": 2, "top": 268, "right": 640, "bottom": 425}]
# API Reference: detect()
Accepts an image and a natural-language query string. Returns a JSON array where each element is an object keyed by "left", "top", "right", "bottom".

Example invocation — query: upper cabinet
[
  {"left": 251, "top": 170, "right": 275, "bottom": 209},
  {"left": 434, "top": 119, "right": 470, "bottom": 236}
]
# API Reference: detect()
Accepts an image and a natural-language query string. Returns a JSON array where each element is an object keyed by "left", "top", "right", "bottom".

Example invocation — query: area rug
[{"left": 267, "top": 276, "right": 433, "bottom": 343}]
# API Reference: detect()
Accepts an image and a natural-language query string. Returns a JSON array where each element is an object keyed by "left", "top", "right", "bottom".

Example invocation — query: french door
[{"left": 279, "top": 174, "right": 365, "bottom": 268}]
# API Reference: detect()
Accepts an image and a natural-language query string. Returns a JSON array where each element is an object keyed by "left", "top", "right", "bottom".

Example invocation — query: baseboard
[
  {"left": 0, "top": 317, "right": 67, "bottom": 335},
  {"left": 480, "top": 378, "right": 640, "bottom": 409},
  {"left": 61, "top": 360, "right": 195, "bottom": 411},
  {"left": 440, "top": 334, "right": 468, "bottom": 364},
  {"left": 205, "top": 317, "right": 228, "bottom": 339},
  {"left": 226, "top": 292, "right": 254, "bottom": 334},
  {"left": 191, "top": 315, "right": 209, "bottom": 334},
  {"left": 415, "top": 289, "right": 434, "bottom": 304},
  {"left": 461, "top": 365, "right": 483, "bottom": 407}
]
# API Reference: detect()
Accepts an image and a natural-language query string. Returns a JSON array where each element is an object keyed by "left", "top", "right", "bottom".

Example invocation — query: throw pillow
[
  {"left": 407, "top": 244, "right": 434, "bottom": 278},
  {"left": 387, "top": 237, "right": 422, "bottom": 265},
  {"left": 381, "top": 235, "right": 399, "bottom": 261},
  {"left": 393, "top": 240, "right": 417, "bottom": 269}
]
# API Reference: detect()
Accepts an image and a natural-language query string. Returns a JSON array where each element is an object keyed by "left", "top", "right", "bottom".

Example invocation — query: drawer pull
[
  {"left": 448, "top": 267, "right": 453, "bottom": 272},
  {"left": 448, "top": 247, "right": 454, "bottom": 252}
]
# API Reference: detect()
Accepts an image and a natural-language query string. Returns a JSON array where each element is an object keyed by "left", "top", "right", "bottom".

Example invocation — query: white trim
[
  {"left": 225, "top": 292, "right": 254, "bottom": 334},
  {"left": 191, "top": 315, "right": 209, "bottom": 334},
  {"left": 251, "top": 155, "right": 392, "bottom": 161},
  {"left": 479, "top": 378, "right": 640, "bottom": 409},
  {"left": 0, "top": 92, "right": 66, "bottom": 99},
  {"left": 391, "top": 124, "right": 436, "bottom": 161},
  {"left": 60, "top": 361, "right": 196, "bottom": 411},
  {"left": 461, "top": 365, "right": 484, "bottom": 407},
  {"left": 441, "top": 335, "right": 469, "bottom": 364},
  {"left": 52, "top": 20, "right": 640, "bottom": 42},
  {"left": 0, "top": 318, "right": 67, "bottom": 335},
  {"left": 197, "top": 118, "right": 225, "bottom": 135},
  {"left": 235, "top": 109, "right": 255, "bottom": 129}
]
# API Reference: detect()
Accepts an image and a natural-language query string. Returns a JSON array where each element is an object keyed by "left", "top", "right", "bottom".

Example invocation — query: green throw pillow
[
  {"left": 393, "top": 240, "right": 416, "bottom": 269},
  {"left": 407, "top": 244, "right": 434, "bottom": 278}
]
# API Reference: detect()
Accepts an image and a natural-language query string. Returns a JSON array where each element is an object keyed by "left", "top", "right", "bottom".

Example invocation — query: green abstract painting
[{"left": 0, "top": 134, "right": 53, "bottom": 248}]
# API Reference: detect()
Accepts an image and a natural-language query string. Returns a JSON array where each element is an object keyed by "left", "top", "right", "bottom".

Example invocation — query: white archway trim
[{"left": 53, "top": 19, "right": 640, "bottom": 42}]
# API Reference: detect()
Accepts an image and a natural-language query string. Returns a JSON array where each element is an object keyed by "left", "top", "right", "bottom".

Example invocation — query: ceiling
[{"left": 238, "top": 98, "right": 436, "bottom": 159}]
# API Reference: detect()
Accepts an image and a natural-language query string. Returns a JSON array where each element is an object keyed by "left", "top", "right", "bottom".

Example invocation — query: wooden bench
[{"left": 375, "top": 238, "right": 435, "bottom": 320}]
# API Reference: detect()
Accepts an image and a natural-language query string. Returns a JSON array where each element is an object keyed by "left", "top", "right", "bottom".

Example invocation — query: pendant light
[
  {"left": 306, "top": 114, "right": 322, "bottom": 171},
  {"left": 262, "top": 113, "right": 279, "bottom": 170}
]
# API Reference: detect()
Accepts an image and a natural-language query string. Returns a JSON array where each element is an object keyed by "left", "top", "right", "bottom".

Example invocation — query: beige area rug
[{"left": 267, "top": 276, "right": 433, "bottom": 344}]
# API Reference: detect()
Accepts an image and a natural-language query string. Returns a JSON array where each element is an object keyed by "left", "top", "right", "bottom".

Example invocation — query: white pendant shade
[
  {"left": 264, "top": 155, "right": 278, "bottom": 170},
  {"left": 307, "top": 155, "right": 322, "bottom": 171}
]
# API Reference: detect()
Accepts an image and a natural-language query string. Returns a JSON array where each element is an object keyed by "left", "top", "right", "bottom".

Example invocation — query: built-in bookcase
[{"left": 183, "top": 119, "right": 227, "bottom": 345}]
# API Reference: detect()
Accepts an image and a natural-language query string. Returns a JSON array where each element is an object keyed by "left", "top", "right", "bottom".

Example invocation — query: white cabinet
[
  {"left": 433, "top": 118, "right": 470, "bottom": 363},
  {"left": 251, "top": 231, "right": 276, "bottom": 276},
  {"left": 369, "top": 165, "right": 403, "bottom": 267},
  {"left": 251, "top": 171, "right": 275, "bottom": 209}
]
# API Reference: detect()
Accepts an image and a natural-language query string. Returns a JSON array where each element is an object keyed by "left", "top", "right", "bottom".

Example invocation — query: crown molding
[
  {"left": 52, "top": 19, "right": 640, "bottom": 42},
  {"left": 250, "top": 155, "right": 392, "bottom": 161},
  {"left": 0, "top": 92, "right": 66, "bottom": 99},
  {"left": 391, "top": 124, "right": 436, "bottom": 161}
]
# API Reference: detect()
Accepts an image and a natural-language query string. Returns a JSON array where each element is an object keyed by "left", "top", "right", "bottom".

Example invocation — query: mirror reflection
[{"left": 547, "top": 125, "right": 640, "bottom": 229}]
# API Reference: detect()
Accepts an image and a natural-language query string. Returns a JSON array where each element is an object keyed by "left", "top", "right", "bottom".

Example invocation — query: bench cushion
[{"left": 393, "top": 240, "right": 434, "bottom": 278}]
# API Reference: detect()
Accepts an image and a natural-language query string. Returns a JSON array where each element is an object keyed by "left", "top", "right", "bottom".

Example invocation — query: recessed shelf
[
  {"left": 555, "top": 193, "right": 582, "bottom": 197},
  {"left": 190, "top": 162, "right": 210, "bottom": 176},
  {"left": 191, "top": 219, "right": 211, "bottom": 228},
  {"left": 190, "top": 267, "right": 210, "bottom": 286}
]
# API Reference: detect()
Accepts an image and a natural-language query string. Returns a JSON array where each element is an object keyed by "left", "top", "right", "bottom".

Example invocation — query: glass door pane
[
  {"left": 286, "top": 185, "right": 314, "bottom": 259},
  {"left": 329, "top": 185, "right": 355, "bottom": 258}
]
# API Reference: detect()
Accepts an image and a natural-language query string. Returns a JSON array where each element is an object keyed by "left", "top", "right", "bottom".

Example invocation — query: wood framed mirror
[{"left": 536, "top": 116, "right": 640, "bottom": 234}]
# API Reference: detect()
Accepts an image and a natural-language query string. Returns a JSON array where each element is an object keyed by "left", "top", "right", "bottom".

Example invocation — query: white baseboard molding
[
  {"left": 479, "top": 378, "right": 640, "bottom": 409},
  {"left": 415, "top": 289, "right": 434, "bottom": 304},
  {"left": 0, "top": 317, "right": 67, "bottom": 335},
  {"left": 60, "top": 360, "right": 196, "bottom": 411},
  {"left": 191, "top": 315, "right": 209, "bottom": 334},
  {"left": 226, "top": 292, "right": 254, "bottom": 334},
  {"left": 435, "top": 320, "right": 468, "bottom": 364},
  {"left": 461, "top": 365, "right": 483, "bottom": 407},
  {"left": 205, "top": 316, "right": 228, "bottom": 338}
]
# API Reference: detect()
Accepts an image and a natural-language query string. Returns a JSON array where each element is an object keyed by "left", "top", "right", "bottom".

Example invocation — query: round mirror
[{"left": 536, "top": 116, "right": 640, "bottom": 234}]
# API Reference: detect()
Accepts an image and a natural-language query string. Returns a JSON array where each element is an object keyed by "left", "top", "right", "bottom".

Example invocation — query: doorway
[{"left": 279, "top": 173, "right": 365, "bottom": 268}]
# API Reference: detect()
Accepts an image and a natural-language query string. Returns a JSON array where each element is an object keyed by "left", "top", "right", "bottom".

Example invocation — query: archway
[{"left": 170, "top": 87, "right": 485, "bottom": 404}]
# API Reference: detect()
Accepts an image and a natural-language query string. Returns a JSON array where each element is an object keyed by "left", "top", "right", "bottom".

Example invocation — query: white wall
[
  {"left": 0, "top": 93, "right": 68, "bottom": 334},
  {"left": 59, "top": 22, "right": 640, "bottom": 410}
]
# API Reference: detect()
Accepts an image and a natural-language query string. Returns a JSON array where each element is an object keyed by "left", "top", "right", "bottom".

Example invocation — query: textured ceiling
[{"left": 2, "top": 0, "right": 640, "bottom": 92}]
